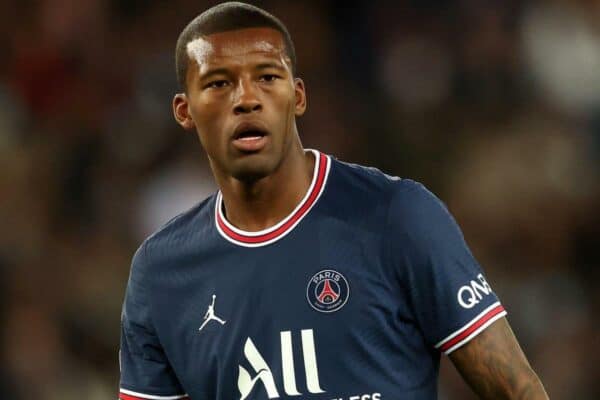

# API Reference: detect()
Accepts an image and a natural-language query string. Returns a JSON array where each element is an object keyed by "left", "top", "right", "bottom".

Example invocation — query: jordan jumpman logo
[{"left": 199, "top": 294, "right": 227, "bottom": 331}]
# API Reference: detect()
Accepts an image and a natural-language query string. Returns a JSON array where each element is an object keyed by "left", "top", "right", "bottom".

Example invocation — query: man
[{"left": 119, "top": 2, "right": 548, "bottom": 399}]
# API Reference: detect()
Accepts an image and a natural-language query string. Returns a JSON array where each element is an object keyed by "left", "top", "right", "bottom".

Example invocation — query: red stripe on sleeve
[
  {"left": 119, "top": 393, "right": 189, "bottom": 400},
  {"left": 439, "top": 304, "right": 505, "bottom": 352}
]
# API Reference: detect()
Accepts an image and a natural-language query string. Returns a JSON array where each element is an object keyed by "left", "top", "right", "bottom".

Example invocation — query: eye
[
  {"left": 260, "top": 74, "right": 279, "bottom": 83},
  {"left": 206, "top": 80, "right": 229, "bottom": 89}
]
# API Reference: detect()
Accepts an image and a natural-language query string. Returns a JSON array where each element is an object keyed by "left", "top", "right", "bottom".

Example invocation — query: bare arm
[{"left": 449, "top": 317, "right": 549, "bottom": 399}]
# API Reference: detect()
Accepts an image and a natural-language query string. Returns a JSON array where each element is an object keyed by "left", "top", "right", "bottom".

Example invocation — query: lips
[
  {"left": 231, "top": 122, "right": 269, "bottom": 152},
  {"left": 233, "top": 121, "right": 268, "bottom": 139}
]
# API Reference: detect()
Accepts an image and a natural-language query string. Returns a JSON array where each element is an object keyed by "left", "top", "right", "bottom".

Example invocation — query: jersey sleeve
[
  {"left": 387, "top": 180, "right": 507, "bottom": 355},
  {"left": 119, "top": 244, "right": 189, "bottom": 400}
]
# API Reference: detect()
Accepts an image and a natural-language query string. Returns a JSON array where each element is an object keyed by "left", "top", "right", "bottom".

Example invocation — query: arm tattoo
[{"left": 449, "top": 317, "right": 549, "bottom": 399}]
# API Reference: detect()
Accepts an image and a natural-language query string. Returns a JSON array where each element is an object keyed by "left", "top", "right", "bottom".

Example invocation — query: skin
[
  {"left": 173, "top": 26, "right": 548, "bottom": 399},
  {"left": 173, "top": 27, "right": 311, "bottom": 231},
  {"left": 450, "top": 318, "right": 549, "bottom": 399}
]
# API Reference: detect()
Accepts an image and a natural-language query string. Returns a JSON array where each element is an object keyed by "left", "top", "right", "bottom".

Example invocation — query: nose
[{"left": 233, "top": 79, "right": 262, "bottom": 115}]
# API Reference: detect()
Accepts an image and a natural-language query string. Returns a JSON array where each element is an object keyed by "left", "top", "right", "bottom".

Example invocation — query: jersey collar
[{"left": 215, "top": 149, "right": 331, "bottom": 248}]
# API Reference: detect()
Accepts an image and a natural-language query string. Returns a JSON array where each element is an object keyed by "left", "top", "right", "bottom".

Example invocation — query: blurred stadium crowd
[{"left": 0, "top": 0, "right": 598, "bottom": 398}]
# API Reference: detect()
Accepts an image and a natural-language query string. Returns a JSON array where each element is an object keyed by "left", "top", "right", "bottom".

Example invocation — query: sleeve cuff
[
  {"left": 119, "top": 388, "right": 189, "bottom": 400},
  {"left": 435, "top": 302, "right": 507, "bottom": 355}
]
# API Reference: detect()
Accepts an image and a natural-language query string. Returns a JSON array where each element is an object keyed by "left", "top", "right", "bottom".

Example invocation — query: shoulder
[
  {"left": 387, "top": 177, "right": 457, "bottom": 237},
  {"left": 387, "top": 178, "right": 449, "bottom": 225},
  {"left": 318, "top": 158, "right": 400, "bottom": 229},
  {"left": 131, "top": 193, "right": 217, "bottom": 276},
  {"left": 329, "top": 156, "right": 441, "bottom": 214},
  {"left": 385, "top": 178, "right": 469, "bottom": 262},
  {"left": 326, "top": 157, "right": 404, "bottom": 210},
  {"left": 323, "top": 157, "right": 443, "bottom": 230},
  {"left": 330, "top": 157, "right": 403, "bottom": 193}
]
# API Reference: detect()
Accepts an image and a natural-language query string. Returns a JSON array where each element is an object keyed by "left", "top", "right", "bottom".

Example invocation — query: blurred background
[{"left": 0, "top": 0, "right": 598, "bottom": 398}]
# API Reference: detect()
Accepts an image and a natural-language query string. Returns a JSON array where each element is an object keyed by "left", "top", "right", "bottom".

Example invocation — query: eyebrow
[
  {"left": 255, "top": 62, "right": 286, "bottom": 71},
  {"left": 199, "top": 68, "right": 230, "bottom": 82},
  {"left": 198, "top": 61, "right": 287, "bottom": 82}
]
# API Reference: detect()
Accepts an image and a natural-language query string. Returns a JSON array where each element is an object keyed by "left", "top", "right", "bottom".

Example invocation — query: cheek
[
  {"left": 191, "top": 98, "right": 228, "bottom": 135},
  {"left": 270, "top": 86, "right": 296, "bottom": 116}
]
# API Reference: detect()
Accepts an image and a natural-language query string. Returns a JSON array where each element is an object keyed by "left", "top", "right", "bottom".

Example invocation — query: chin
[{"left": 229, "top": 155, "right": 277, "bottom": 182}]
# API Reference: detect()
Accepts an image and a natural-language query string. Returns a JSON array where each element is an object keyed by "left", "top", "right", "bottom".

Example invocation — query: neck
[{"left": 216, "top": 145, "right": 315, "bottom": 232}]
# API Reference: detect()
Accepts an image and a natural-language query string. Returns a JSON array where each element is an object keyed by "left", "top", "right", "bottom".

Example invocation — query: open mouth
[
  {"left": 232, "top": 123, "right": 269, "bottom": 152},
  {"left": 234, "top": 129, "right": 266, "bottom": 141}
]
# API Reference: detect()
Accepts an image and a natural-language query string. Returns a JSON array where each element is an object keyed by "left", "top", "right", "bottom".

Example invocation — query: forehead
[{"left": 186, "top": 27, "right": 288, "bottom": 69}]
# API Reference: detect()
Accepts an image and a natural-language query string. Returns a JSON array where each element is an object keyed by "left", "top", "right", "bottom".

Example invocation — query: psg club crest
[{"left": 306, "top": 269, "right": 350, "bottom": 313}]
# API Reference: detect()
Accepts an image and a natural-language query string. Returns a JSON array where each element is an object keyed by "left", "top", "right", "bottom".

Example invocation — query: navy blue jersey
[{"left": 119, "top": 149, "right": 506, "bottom": 400}]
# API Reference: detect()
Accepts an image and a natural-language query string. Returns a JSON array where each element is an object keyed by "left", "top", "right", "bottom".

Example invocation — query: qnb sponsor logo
[
  {"left": 238, "top": 329, "right": 325, "bottom": 399},
  {"left": 457, "top": 274, "right": 493, "bottom": 309}
]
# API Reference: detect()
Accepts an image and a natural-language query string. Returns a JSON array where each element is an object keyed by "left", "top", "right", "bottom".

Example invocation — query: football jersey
[{"left": 119, "top": 149, "right": 506, "bottom": 400}]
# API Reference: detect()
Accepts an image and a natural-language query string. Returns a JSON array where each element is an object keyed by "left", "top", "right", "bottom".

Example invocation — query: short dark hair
[{"left": 175, "top": 2, "right": 297, "bottom": 91}]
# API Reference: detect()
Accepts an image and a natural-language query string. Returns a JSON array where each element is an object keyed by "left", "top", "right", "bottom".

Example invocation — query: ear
[
  {"left": 173, "top": 93, "right": 195, "bottom": 130},
  {"left": 293, "top": 77, "right": 307, "bottom": 116}
]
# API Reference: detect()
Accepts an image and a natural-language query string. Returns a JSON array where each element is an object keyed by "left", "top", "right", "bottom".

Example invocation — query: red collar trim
[{"left": 215, "top": 150, "right": 330, "bottom": 247}]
